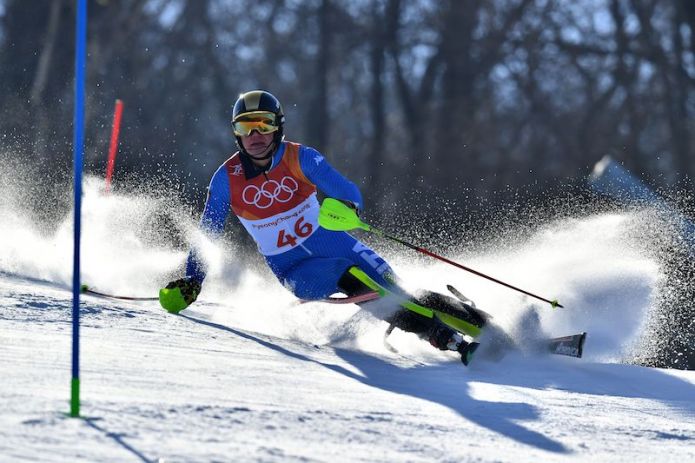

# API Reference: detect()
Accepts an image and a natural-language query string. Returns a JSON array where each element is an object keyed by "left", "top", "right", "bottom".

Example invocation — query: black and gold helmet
[{"left": 232, "top": 90, "right": 285, "bottom": 159}]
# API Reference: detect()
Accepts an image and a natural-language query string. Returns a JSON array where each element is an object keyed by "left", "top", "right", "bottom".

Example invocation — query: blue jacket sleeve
[
  {"left": 298, "top": 145, "right": 363, "bottom": 209},
  {"left": 185, "top": 165, "right": 231, "bottom": 283}
]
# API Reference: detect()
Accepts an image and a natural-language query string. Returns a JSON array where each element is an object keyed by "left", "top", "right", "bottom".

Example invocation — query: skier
[{"left": 159, "top": 90, "right": 484, "bottom": 364}]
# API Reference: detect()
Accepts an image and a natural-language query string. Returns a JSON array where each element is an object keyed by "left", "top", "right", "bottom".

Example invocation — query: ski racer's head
[{"left": 232, "top": 90, "right": 285, "bottom": 163}]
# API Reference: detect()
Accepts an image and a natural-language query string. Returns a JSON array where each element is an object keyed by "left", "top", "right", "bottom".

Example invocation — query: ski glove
[
  {"left": 339, "top": 199, "right": 360, "bottom": 217},
  {"left": 159, "top": 277, "right": 202, "bottom": 314}
]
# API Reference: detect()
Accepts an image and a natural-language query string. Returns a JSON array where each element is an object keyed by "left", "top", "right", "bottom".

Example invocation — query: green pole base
[{"left": 70, "top": 378, "right": 80, "bottom": 417}]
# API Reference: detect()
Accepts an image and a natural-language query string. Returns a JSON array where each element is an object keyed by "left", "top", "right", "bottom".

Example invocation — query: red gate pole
[{"left": 104, "top": 99, "right": 123, "bottom": 193}]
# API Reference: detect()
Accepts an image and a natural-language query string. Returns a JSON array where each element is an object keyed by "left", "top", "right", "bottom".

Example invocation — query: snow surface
[{"left": 1, "top": 179, "right": 694, "bottom": 462}]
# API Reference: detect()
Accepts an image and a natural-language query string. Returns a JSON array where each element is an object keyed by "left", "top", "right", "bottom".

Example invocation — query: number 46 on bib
[{"left": 277, "top": 216, "right": 313, "bottom": 248}]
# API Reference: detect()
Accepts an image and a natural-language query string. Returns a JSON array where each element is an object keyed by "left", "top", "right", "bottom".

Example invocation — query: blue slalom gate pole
[{"left": 71, "top": 0, "right": 87, "bottom": 418}]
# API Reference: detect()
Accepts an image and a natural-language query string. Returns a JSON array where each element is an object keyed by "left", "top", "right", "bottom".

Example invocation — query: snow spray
[{"left": 0, "top": 165, "right": 688, "bottom": 368}]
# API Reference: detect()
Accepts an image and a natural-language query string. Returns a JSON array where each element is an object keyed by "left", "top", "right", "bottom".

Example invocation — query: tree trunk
[
  {"left": 305, "top": 0, "right": 331, "bottom": 152},
  {"left": 31, "top": 0, "right": 63, "bottom": 159}
]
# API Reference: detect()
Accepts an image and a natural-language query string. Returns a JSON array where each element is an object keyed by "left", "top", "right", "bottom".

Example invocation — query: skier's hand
[
  {"left": 339, "top": 199, "right": 360, "bottom": 217},
  {"left": 159, "top": 277, "right": 202, "bottom": 314}
]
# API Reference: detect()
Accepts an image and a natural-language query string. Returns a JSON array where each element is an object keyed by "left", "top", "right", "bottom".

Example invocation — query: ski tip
[
  {"left": 577, "top": 332, "right": 587, "bottom": 358},
  {"left": 548, "top": 332, "right": 587, "bottom": 358}
]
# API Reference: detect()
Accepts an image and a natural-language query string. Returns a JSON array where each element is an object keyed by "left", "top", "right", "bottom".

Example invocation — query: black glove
[
  {"left": 339, "top": 199, "right": 360, "bottom": 216},
  {"left": 166, "top": 277, "right": 202, "bottom": 304},
  {"left": 159, "top": 277, "right": 202, "bottom": 314}
]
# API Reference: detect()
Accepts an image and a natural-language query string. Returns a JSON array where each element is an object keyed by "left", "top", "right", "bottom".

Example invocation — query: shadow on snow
[{"left": 182, "top": 314, "right": 575, "bottom": 453}]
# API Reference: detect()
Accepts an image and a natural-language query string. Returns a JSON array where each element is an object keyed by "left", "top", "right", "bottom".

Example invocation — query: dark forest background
[{"left": 2, "top": 0, "right": 695, "bottom": 213}]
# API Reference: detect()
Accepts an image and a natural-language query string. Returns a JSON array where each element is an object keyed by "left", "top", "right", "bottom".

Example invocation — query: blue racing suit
[{"left": 185, "top": 141, "right": 395, "bottom": 300}]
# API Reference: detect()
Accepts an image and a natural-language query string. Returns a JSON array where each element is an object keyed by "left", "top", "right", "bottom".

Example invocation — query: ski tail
[{"left": 547, "top": 332, "right": 586, "bottom": 358}]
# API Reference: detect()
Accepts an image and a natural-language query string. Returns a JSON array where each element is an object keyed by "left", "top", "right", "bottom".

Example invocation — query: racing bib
[
  {"left": 237, "top": 194, "right": 320, "bottom": 255},
  {"left": 225, "top": 142, "right": 319, "bottom": 256}
]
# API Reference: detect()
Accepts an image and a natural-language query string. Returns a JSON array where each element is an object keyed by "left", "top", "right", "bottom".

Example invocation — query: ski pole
[
  {"left": 80, "top": 285, "right": 159, "bottom": 301},
  {"left": 318, "top": 198, "right": 563, "bottom": 308}
]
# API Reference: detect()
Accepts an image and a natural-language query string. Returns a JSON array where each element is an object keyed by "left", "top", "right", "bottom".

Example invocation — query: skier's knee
[{"left": 337, "top": 266, "right": 374, "bottom": 296}]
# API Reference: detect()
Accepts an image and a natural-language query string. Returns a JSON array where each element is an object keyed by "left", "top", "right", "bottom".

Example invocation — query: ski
[{"left": 547, "top": 332, "right": 586, "bottom": 358}]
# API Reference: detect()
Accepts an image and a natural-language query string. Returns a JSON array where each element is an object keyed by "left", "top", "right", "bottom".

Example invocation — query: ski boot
[
  {"left": 428, "top": 320, "right": 480, "bottom": 366},
  {"left": 457, "top": 340, "right": 480, "bottom": 366}
]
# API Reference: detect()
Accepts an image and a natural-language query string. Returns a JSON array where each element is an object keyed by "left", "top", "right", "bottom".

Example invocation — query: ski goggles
[{"left": 232, "top": 111, "right": 280, "bottom": 136}]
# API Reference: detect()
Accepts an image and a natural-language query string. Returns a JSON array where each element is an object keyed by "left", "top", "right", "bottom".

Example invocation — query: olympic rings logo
[{"left": 242, "top": 176, "right": 299, "bottom": 209}]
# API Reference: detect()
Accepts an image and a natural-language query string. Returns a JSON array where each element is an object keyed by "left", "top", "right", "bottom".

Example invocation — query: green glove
[{"left": 159, "top": 278, "right": 202, "bottom": 314}]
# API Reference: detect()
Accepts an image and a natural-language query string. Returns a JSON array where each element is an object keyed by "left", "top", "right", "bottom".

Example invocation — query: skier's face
[{"left": 241, "top": 130, "right": 275, "bottom": 160}]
